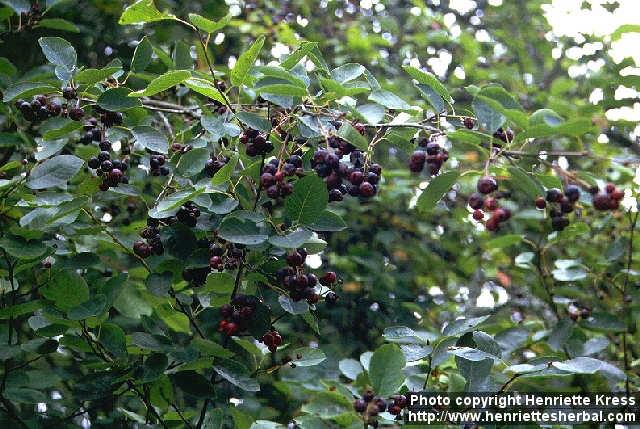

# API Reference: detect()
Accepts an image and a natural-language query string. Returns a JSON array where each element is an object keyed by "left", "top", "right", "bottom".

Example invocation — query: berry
[
  {"left": 546, "top": 188, "right": 563, "bottom": 203},
  {"left": 363, "top": 390, "right": 375, "bottom": 402},
  {"left": 354, "top": 399, "right": 367, "bottom": 413},
  {"left": 133, "top": 240, "right": 151, "bottom": 258},
  {"left": 484, "top": 197, "right": 498, "bottom": 211},
  {"left": 68, "top": 107, "right": 84, "bottom": 121},
  {"left": 325, "top": 291, "right": 338, "bottom": 305},
  {"left": 62, "top": 86, "right": 76, "bottom": 100},
  {"left": 359, "top": 181, "right": 375, "bottom": 197},
  {"left": 472, "top": 209, "right": 484, "bottom": 220},
  {"left": 468, "top": 193, "right": 484, "bottom": 210},
  {"left": 477, "top": 176, "right": 498, "bottom": 194},
  {"left": 320, "top": 271, "right": 337, "bottom": 285},
  {"left": 463, "top": 117, "right": 475, "bottom": 129},
  {"left": 565, "top": 185, "right": 581, "bottom": 203},
  {"left": 535, "top": 197, "right": 546, "bottom": 210},
  {"left": 605, "top": 183, "right": 616, "bottom": 194},
  {"left": 551, "top": 216, "right": 569, "bottom": 231}
]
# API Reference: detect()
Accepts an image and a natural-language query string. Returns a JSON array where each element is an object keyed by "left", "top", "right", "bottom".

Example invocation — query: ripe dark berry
[
  {"left": 320, "top": 271, "right": 337, "bottom": 285},
  {"left": 468, "top": 193, "right": 484, "bottom": 210},
  {"left": 88, "top": 157, "right": 99, "bottom": 169},
  {"left": 325, "top": 291, "right": 338, "bottom": 305},
  {"left": 62, "top": 86, "right": 76, "bottom": 100},
  {"left": 472, "top": 209, "right": 484, "bottom": 220},
  {"left": 593, "top": 193, "right": 610, "bottom": 211},
  {"left": 349, "top": 170, "right": 364, "bottom": 185},
  {"left": 477, "top": 176, "right": 497, "bottom": 194},
  {"left": 605, "top": 183, "right": 616, "bottom": 194},
  {"left": 133, "top": 240, "right": 151, "bottom": 258},
  {"left": 68, "top": 107, "right": 84, "bottom": 121},
  {"left": 485, "top": 216, "right": 500, "bottom": 232},
  {"left": 359, "top": 181, "right": 375, "bottom": 197},
  {"left": 535, "top": 196, "right": 546, "bottom": 209},
  {"left": 463, "top": 117, "right": 475, "bottom": 129},
  {"left": 363, "top": 390, "right": 375, "bottom": 402},
  {"left": 99, "top": 140, "right": 112, "bottom": 151},
  {"left": 354, "top": 399, "right": 367, "bottom": 413},
  {"left": 546, "top": 188, "right": 563, "bottom": 203},
  {"left": 484, "top": 197, "right": 498, "bottom": 211},
  {"left": 565, "top": 185, "right": 581, "bottom": 203}
]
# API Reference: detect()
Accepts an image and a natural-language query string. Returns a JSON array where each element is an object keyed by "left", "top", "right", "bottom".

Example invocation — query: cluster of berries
[
  {"left": 79, "top": 117, "right": 102, "bottom": 145},
  {"left": 353, "top": 390, "right": 398, "bottom": 424},
  {"left": 409, "top": 136, "right": 450, "bottom": 176},
  {"left": 15, "top": 95, "right": 67, "bottom": 122},
  {"left": 592, "top": 183, "right": 624, "bottom": 211},
  {"left": 208, "top": 240, "right": 244, "bottom": 271},
  {"left": 312, "top": 148, "right": 381, "bottom": 201},
  {"left": 87, "top": 151, "right": 129, "bottom": 191},
  {"left": 262, "top": 157, "right": 302, "bottom": 200},
  {"left": 261, "top": 329, "right": 283, "bottom": 353},
  {"left": 327, "top": 134, "right": 357, "bottom": 157},
  {"left": 387, "top": 394, "right": 409, "bottom": 416},
  {"left": 493, "top": 127, "right": 515, "bottom": 143},
  {"left": 468, "top": 176, "right": 511, "bottom": 231},
  {"left": 133, "top": 218, "right": 164, "bottom": 258},
  {"left": 150, "top": 154, "right": 170, "bottom": 176},
  {"left": 535, "top": 186, "right": 581, "bottom": 231},
  {"left": 176, "top": 201, "right": 200, "bottom": 227},
  {"left": 275, "top": 249, "right": 339, "bottom": 304},
  {"left": 218, "top": 294, "right": 259, "bottom": 336},
  {"left": 240, "top": 128, "right": 273, "bottom": 157},
  {"left": 205, "top": 155, "right": 229, "bottom": 177}
]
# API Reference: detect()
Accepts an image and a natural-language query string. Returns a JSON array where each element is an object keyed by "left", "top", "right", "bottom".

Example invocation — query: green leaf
[
  {"left": 38, "top": 37, "right": 77, "bottom": 70},
  {"left": 41, "top": 270, "right": 90, "bottom": 311},
  {"left": 27, "top": 155, "right": 83, "bottom": 190},
  {"left": 132, "top": 126, "right": 169, "bottom": 154},
  {"left": 281, "top": 41, "right": 318, "bottom": 69},
  {"left": 100, "top": 323, "right": 127, "bottom": 357},
  {"left": 284, "top": 175, "right": 328, "bottom": 226},
  {"left": 0, "top": 236, "right": 48, "bottom": 259},
  {"left": 339, "top": 358, "right": 364, "bottom": 380},
  {"left": 119, "top": 0, "right": 175, "bottom": 25},
  {"left": 131, "top": 36, "right": 153, "bottom": 73},
  {"left": 184, "top": 78, "right": 226, "bottom": 104},
  {"left": 442, "top": 315, "right": 490, "bottom": 336},
  {"left": 0, "top": 301, "right": 42, "bottom": 319},
  {"left": 337, "top": 123, "right": 369, "bottom": 151},
  {"left": 201, "top": 115, "right": 241, "bottom": 141},
  {"left": 269, "top": 228, "right": 313, "bottom": 248},
  {"left": 67, "top": 294, "right": 107, "bottom": 320},
  {"left": 552, "top": 357, "right": 606, "bottom": 374},
  {"left": 155, "top": 303, "right": 190, "bottom": 333},
  {"left": 331, "top": 63, "right": 365, "bottom": 83},
  {"left": 37, "top": 18, "right": 79, "bottom": 32},
  {"left": 472, "top": 97, "right": 504, "bottom": 134},
  {"left": 256, "top": 83, "right": 307, "bottom": 97},
  {"left": 213, "top": 358, "right": 260, "bottom": 391},
  {"left": 75, "top": 67, "right": 121, "bottom": 85},
  {"left": 369, "top": 90, "right": 411, "bottom": 110},
  {"left": 486, "top": 234, "right": 523, "bottom": 249},
  {"left": 308, "top": 210, "right": 347, "bottom": 231},
  {"left": 173, "top": 371, "right": 215, "bottom": 397},
  {"left": 175, "top": 148, "right": 209, "bottom": 177},
  {"left": 2, "top": 82, "right": 57, "bottom": 102},
  {"left": 236, "top": 111, "right": 271, "bottom": 132},
  {"left": 416, "top": 171, "right": 459, "bottom": 212},
  {"left": 188, "top": 13, "right": 231, "bottom": 33},
  {"left": 448, "top": 346, "right": 501, "bottom": 362},
  {"left": 402, "top": 65, "right": 452, "bottom": 104},
  {"left": 97, "top": 87, "right": 142, "bottom": 111},
  {"left": 291, "top": 347, "right": 327, "bottom": 367},
  {"left": 507, "top": 166, "right": 544, "bottom": 200},
  {"left": 218, "top": 216, "right": 268, "bottom": 245},
  {"left": 129, "top": 70, "right": 191, "bottom": 97},
  {"left": 211, "top": 153, "right": 239, "bottom": 185},
  {"left": 231, "top": 35, "right": 265, "bottom": 87},
  {"left": 368, "top": 344, "right": 406, "bottom": 396}
]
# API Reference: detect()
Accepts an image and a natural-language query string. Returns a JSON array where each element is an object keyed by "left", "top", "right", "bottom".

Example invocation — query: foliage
[{"left": 0, "top": 0, "right": 639, "bottom": 428}]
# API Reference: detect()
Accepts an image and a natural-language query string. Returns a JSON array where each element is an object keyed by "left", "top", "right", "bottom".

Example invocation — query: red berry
[
  {"left": 472, "top": 209, "right": 484, "bottom": 220},
  {"left": 484, "top": 197, "right": 498, "bottom": 211},
  {"left": 477, "top": 176, "right": 497, "bottom": 194},
  {"left": 320, "top": 271, "right": 337, "bottom": 285},
  {"left": 605, "top": 183, "right": 616, "bottom": 194},
  {"left": 535, "top": 196, "right": 546, "bottom": 209}
]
